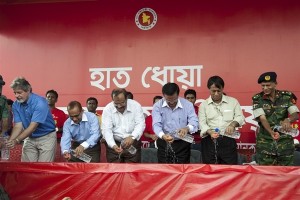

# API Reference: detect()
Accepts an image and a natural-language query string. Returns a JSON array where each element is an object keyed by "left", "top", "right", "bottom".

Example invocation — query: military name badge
[
  {"left": 253, "top": 103, "right": 259, "bottom": 109},
  {"left": 262, "top": 104, "right": 271, "bottom": 109},
  {"left": 135, "top": 8, "right": 158, "bottom": 30}
]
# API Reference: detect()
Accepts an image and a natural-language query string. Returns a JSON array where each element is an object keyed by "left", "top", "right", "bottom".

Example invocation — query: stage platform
[{"left": 1, "top": 144, "right": 300, "bottom": 199}]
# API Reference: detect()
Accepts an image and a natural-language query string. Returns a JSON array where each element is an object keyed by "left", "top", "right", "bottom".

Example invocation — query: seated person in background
[
  {"left": 86, "top": 97, "right": 102, "bottom": 125},
  {"left": 141, "top": 95, "right": 162, "bottom": 148},
  {"left": 46, "top": 90, "right": 67, "bottom": 142},
  {"left": 102, "top": 88, "right": 145, "bottom": 163},
  {"left": 61, "top": 101, "right": 101, "bottom": 163},
  {"left": 184, "top": 89, "right": 201, "bottom": 151}
]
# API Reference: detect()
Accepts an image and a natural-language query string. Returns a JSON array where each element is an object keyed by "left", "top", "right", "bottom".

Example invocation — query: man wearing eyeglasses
[
  {"left": 102, "top": 88, "right": 145, "bottom": 163},
  {"left": 152, "top": 82, "right": 199, "bottom": 163},
  {"left": 61, "top": 101, "right": 101, "bottom": 162}
]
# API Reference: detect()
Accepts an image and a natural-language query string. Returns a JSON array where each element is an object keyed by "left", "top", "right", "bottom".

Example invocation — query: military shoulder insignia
[
  {"left": 252, "top": 93, "right": 261, "bottom": 100},
  {"left": 253, "top": 103, "right": 259, "bottom": 109},
  {"left": 280, "top": 90, "right": 292, "bottom": 96}
]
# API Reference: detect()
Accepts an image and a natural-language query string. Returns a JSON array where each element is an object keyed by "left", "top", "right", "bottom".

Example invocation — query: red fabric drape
[{"left": 1, "top": 162, "right": 300, "bottom": 200}]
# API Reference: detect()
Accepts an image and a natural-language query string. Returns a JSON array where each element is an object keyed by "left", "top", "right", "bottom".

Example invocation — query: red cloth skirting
[{"left": 1, "top": 162, "right": 300, "bottom": 200}]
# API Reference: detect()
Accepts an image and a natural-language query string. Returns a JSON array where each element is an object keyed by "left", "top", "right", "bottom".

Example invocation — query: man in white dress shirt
[{"left": 102, "top": 88, "right": 145, "bottom": 163}]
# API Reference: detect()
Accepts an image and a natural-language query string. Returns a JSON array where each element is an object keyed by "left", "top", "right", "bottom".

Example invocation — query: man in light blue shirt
[
  {"left": 61, "top": 101, "right": 101, "bottom": 163},
  {"left": 152, "top": 82, "right": 199, "bottom": 163}
]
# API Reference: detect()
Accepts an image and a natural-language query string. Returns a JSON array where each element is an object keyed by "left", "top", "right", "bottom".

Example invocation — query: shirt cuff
[
  {"left": 158, "top": 131, "right": 165, "bottom": 139},
  {"left": 187, "top": 125, "right": 194, "bottom": 133},
  {"left": 253, "top": 108, "right": 265, "bottom": 118},
  {"left": 63, "top": 150, "right": 69, "bottom": 154},
  {"left": 131, "top": 132, "right": 142, "bottom": 140},
  {"left": 108, "top": 140, "right": 117, "bottom": 149},
  {"left": 81, "top": 141, "right": 89, "bottom": 150},
  {"left": 288, "top": 105, "right": 300, "bottom": 114}
]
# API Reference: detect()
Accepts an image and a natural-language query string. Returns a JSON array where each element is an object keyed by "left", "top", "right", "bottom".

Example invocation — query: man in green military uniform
[
  {"left": 0, "top": 75, "right": 9, "bottom": 136},
  {"left": 252, "top": 72, "right": 299, "bottom": 165}
]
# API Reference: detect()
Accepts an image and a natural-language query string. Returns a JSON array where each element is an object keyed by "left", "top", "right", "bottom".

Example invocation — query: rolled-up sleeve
[
  {"left": 288, "top": 105, "right": 300, "bottom": 115},
  {"left": 253, "top": 108, "right": 265, "bottom": 119}
]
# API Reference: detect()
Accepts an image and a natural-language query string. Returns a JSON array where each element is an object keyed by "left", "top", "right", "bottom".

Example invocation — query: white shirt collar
[{"left": 162, "top": 98, "right": 183, "bottom": 109}]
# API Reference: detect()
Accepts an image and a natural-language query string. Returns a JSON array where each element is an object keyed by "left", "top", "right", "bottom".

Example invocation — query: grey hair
[{"left": 10, "top": 77, "right": 32, "bottom": 92}]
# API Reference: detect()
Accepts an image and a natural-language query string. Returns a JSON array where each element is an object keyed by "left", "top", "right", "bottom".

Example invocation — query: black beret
[
  {"left": 257, "top": 72, "right": 277, "bottom": 84},
  {"left": 0, "top": 75, "right": 5, "bottom": 86}
]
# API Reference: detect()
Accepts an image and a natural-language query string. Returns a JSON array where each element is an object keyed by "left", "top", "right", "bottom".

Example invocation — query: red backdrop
[{"left": 1, "top": 0, "right": 300, "bottom": 145}]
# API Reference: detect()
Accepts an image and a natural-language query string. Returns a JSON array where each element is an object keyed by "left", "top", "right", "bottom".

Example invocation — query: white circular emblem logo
[{"left": 135, "top": 8, "right": 158, "bottom": 30}]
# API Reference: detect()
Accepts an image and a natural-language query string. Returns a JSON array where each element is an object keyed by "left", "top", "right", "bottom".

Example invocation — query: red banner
[
  {"left": 1, "top": 0, "right": 300, "bottom": 160},
  {"left": 1, "top": 162, "right": 300, "bottom": 200}
]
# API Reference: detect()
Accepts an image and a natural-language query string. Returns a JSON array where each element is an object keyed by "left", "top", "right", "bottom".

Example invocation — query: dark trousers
[
  {"left": 157, "top": 138, "right": 191, "bottom": 164},
  {"left": 201, "top": 136, "right": 237, "bottom": 164},
  {"left": 105, "top": 140, "right": 141, "bottom": 163},
  {"left": 70, "top": 141, "right": 101, "bottom": 163}
]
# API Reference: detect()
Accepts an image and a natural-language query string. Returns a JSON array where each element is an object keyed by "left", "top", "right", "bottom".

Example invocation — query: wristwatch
[{"left": 131, "top": 136, "right": 136, "bottom": 140}]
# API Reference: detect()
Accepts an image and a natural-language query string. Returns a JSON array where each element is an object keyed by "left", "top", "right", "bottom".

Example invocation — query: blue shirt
[
  {"left": 61, "top": 111, "right": 101, "bottom": 153},
  {"left": 152, "top": 97, "right": 199, "bottom": 138},
  {"left": 12, "top": 93, "right": 55, "bottom": 138}
]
